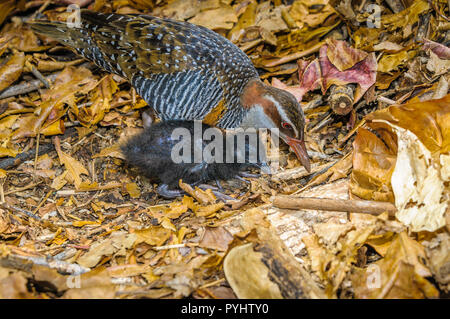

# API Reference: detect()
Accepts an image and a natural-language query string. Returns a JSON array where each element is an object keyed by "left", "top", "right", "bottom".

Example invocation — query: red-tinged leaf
[
  {"left": 271, "top": 59, "right": 322, "bottom": 102},
  {"left": 271, "top": 77, "right": 305, "bottom": 102},
  {"left": 422, "top": 39, "right": 450, "bottom": 60},
  {"left": 320, "top": 44, "right": 377, "bottom": 102},
  {"left": 325, "top": 39, "right": 368, "bottom": 71}
]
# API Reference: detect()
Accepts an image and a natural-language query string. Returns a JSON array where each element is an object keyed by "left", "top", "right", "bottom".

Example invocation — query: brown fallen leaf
[
  {"left": 188, "top": 6, "right": 237, "bottom": 30},
  {"left": 0, "top": 0, "right": 15, "bottom": 27},
  {"left": 423, "top": 38, "right": 450, "bottom": 60},
  {"left": 351, "top": 232, "right": 438, "bottom": 299},
  {"left": 363, "top": 95, "right": 450, "bottom": 232},
  {"left": 12, "top": 66, "right": 97, "bottom": 139},
  {"left": 424, "top": 233, "right": 450, "bottom": 288},
  {"left": 199, "top": 226, "right": 233, "bottom": 251},
  {"left": 224, "top": 220, "right": 326, "bottom": 299},
  {"left": 0, "top": 271, "right": 34, "bottom": 299},
  {"left": 63, "top": 267, "right": 117, "bottom": 299},
  {"left": 326, "top": 38, "right": 368, "bottom": 71},
  {"left": 0, "top": 51, "right": 25, "bottom": 91},
  {"left": 350, "top": 127, "right": 397, "bottom": 202},
  {"left": 53, "top": 136, "right": 89, "bottom": 189},
  {"left": 76, "top": 231, "right": 137, "bottom": 268}
]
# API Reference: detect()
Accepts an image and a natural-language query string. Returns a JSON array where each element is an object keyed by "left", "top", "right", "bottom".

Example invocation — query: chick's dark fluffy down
[{"left": 121, "top": 121, "right": 263, "bottom": 188}]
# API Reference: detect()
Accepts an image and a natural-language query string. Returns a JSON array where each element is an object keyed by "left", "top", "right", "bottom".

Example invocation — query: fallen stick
[
  {"left": 272, "top": 195, "right": 397, "bottom": 216},
  {"left": 264, "top": 41, "right": 324, "bottom": 67},
  {"left": 0, "top": 73, "right": 59, "bottom": 99}
]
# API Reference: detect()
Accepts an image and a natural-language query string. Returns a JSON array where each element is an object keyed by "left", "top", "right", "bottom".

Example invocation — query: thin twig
[
  {"left": 0, "top": 202, "right": 42, "bottom": 220},
  {"left": 0, "top": 73, "right": 59, "bottom": 99},
  {"left": 4, "top": 181, "right": 43, "bottom": 195},
  {"left": 32, "top": 190, "right": 53, "bottom": 216},
  {"left": 34, "top": 132, "right": 40, "bottom": 172},
  {"left": 264, "top": 41, "right": 324, "bottom": 67}
]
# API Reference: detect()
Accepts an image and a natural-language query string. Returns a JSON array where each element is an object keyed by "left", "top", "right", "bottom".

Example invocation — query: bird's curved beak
[{"left": 284, "top": 136, "right": 311, "bottom": 172}]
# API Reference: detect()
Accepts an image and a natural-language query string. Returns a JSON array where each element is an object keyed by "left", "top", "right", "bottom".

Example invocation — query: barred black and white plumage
[{"left": 30, "top": 10, "right": 312, "bottom": 171}]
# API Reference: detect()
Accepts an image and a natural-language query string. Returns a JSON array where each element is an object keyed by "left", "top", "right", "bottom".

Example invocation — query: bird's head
[{"left": 240, "top": 79, "right": 311, "bottom": 172}]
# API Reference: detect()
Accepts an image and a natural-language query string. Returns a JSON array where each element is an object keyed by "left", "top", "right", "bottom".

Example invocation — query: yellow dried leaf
[
  {"left": 51, "top": 170, "right": 68, "bottom": 190},
  {"left": 125, "top": 182, "right": 140, "bottom": 199},
  {"left": 72, "top": 220, "right": 100, "bottom": 227},
  {"left": 382, "top": 0, "right": 430, "bottom": 31},
  {"left": 179, "top": 180, "right": 217, "bottom": 205},
  {"left": 134, "top": 226, "right": 171, "bottom": 246},
  {"left": 195, "top": 202, "right": 225, "bottom": 217},
  {"left": 12, "top": 67, "right": 97, "bottom": 140},
  {"left": 377, "top": 50, "right": 410, "bottom": 73},
  {"left": 188, "top": 6, "right": 237, "bottom": 30},
  {"left": 161, "top": 217, "right": 177, "bottom": 232},
  {"left": 54, "top": 137, "right": 89, "bottom": 188},
  {"left": 0, "top": 0, "right": 15, "bottom": 26},
  {"left": 0, "top": 146, "right": 18, "bottom": 158},
  {"left": 166, "top": 201, "right": 189, "bottom": 219},
  {"left": 108, "top": 264, "right": 153, "bottom": 278}
]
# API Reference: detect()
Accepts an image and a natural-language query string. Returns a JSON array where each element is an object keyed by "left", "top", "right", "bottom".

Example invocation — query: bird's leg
[
  {"left": 198, "top": 184, "right": 219, "bottom": 191},
  {"left": 197, "top": 184, "right": 237, "bottom": 202},
  {"left": 157, "top": 184, "right": 184, "bottom": 199},
  {"left": 238, "top": 171, "right": 260, "bottom": 178},
  {"left": 235, "top": 175, "right": 251, "bottom": 184},
  {"left": 212, "top": 191, "right": 237, "bottom": 202},
  {"left": 215, "top": 179, "right": 223, "bottom": 191},
  {"left": 142, "top": 109, "right": 158, "bottom": 129}
]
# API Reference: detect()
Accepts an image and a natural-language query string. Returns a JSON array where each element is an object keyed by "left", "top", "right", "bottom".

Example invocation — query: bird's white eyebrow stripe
[{"left": 264, "top": 95, "right": 299, "bottom": 138}]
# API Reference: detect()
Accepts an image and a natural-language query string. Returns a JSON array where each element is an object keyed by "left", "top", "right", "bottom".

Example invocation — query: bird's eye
[{"left": 282, "top": 122, "right": 293, "bottom": 130}]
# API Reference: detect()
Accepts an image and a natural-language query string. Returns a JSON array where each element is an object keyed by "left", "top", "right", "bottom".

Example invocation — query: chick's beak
[{"left": 284, "top": 136, "right": 311, "bottom": 172}]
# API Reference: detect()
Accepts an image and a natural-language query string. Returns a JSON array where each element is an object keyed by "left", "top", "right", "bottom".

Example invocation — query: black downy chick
[{"left": 121, "top": 119, "right": 268, "bottom": 199}]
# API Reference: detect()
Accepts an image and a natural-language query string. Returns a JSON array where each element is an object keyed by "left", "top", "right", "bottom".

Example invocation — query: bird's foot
[
  {"left": 157, "top": 184, "right": 184, "bottom": 199},
  {"left": 239, "top": 171, "right": 260, "bottom": 178},
  {"left": 197, "top": 184, "right": 219, "bottom": 191},
  {"left": 142, "top": 109, "right": 158, "bottom": 129},
  {"left": 215, "top": 179, "right": 223, "bottom": 191},
  {"left": 235, "top": 175, "right": 251, "bottom": 184},
  {"left": 157, "top": 183, "right": 235, "bottom": 203},
  {"left": 197, "top": 184, "right": 236, "bottom": 201},
  {"left": 211, "top": 190, "right": 237, "bottom": 202}
]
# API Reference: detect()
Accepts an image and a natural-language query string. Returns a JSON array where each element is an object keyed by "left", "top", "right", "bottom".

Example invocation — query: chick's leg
[{"left": 157, "top": 184, "right": 184, "bottom": 199}]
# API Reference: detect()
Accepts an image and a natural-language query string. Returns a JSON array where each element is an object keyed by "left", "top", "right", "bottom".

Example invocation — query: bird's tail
[
  {"left": 28, "top": 14, "right": 128, "bottom": 77},
  {"left": 28, "top": 21, "right": 77, "bottom": 47}
]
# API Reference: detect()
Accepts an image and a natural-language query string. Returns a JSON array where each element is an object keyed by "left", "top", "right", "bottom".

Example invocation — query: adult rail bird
[{"left": 30, "top": 10, "right": 310, "bottom": 171}]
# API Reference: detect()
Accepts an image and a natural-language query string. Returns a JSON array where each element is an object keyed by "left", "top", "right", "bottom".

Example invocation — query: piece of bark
[{"left": 224, "top": 226, "right": 326, "bottom": 299}]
